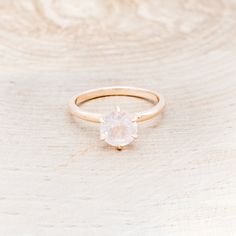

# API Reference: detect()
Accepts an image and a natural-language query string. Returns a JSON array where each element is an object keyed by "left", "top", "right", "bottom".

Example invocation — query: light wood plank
[{"left": 0, "top": 0, "right": 236, "bottom": 235}]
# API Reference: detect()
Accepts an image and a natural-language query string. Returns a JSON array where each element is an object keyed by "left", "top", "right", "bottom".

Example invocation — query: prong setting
[
  {"left": 99, "top": 117, "right": 104, "bottom": 123},
  {"left": 116, "top": 106, "right": 121, "bottom": 112},
  {"left": 100, "top": 108, "right": 138, "bottom": 149},
  {"left": 116, "top": 146, "right": 123, "bottom": 151},
  {"left": 100, "top": 133, "right": 106, "bottom": 140},
  {"left": 132, "top": 116, "right": 138, "bottom": 122}
]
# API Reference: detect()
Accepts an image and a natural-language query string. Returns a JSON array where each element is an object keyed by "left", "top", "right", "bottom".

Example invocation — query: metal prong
[
  {"left": 132, "top": 116, "right": 138, "bottom": 122},
  {"left": 116, "top": 106, "right": 121, "bottom": 112},
  {"left": 99, "top": 117, "right": 104, "bottom": 123},
  {"left": 116, "top": 146, "right": 123, "bottom": 151},
  {"left": 100, "top": 134, "right": 105, "bottom": 140}
]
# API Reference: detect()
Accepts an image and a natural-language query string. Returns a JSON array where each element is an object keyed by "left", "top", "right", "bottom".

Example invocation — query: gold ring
[{"left": 69, "top": 86, "right": 165, "bottom": 150}]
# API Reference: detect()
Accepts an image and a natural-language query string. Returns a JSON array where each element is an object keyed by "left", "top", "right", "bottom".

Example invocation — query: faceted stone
[{"left": 100, "top": 111, "right": 137, "bottom": 148}]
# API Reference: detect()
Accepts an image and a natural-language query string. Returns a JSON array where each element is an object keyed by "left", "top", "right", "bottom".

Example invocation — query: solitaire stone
[{"left": 100, "top": 111, "right": 137, "bottom": 148}]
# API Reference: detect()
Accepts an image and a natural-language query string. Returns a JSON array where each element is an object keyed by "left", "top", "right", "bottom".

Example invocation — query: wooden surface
[{"left": 0, "top": 0, "right": 236, "bottom": 235}]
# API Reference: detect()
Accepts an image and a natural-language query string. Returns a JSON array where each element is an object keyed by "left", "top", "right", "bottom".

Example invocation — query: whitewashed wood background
[{"left": 0, "top": 0, "right": 236, "bottom": 235}]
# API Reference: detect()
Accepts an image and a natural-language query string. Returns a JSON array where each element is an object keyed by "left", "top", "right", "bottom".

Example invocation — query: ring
[{"left": 69, "top": 86, "right": 165, "bottom": 150}]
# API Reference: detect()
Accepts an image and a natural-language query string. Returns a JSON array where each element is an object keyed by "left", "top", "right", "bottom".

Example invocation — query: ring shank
[{"left": 69, "top": 86, "right": 165, "bottom": 123}]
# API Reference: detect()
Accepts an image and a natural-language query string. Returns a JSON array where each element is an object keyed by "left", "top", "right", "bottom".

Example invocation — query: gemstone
[{"left": 100, "top": 110, "right": 137, "bottom": 148}]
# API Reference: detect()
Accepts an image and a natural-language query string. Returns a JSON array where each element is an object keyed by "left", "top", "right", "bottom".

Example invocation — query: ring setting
[
  {"left": 100, "top": 106, "right": 138, "bottom": 150},
  {"left": 69, "top": 86, "right": 165, "bottom": 150}
]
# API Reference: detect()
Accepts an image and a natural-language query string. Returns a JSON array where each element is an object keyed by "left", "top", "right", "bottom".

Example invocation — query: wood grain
[{"left": 0, "top": 0, "right": 236, "bottom": 235}]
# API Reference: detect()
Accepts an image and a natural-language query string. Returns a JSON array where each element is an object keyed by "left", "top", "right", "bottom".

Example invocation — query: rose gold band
[{"left": 68, "top": 86, "right": 165, "bottom": 123}]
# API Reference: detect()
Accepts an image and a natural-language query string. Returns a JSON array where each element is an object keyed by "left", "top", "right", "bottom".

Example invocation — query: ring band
[
  {"left": 69, "top": 86, "right": 165, "bottom": 123},
  {"left": 69, "top": 86, "right": 165, "bottom": 150}
]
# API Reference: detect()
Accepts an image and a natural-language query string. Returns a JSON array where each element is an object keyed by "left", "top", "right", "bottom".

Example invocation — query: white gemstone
[{"left": 100, "top": 111, "right": 137, "bottom": 147}]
